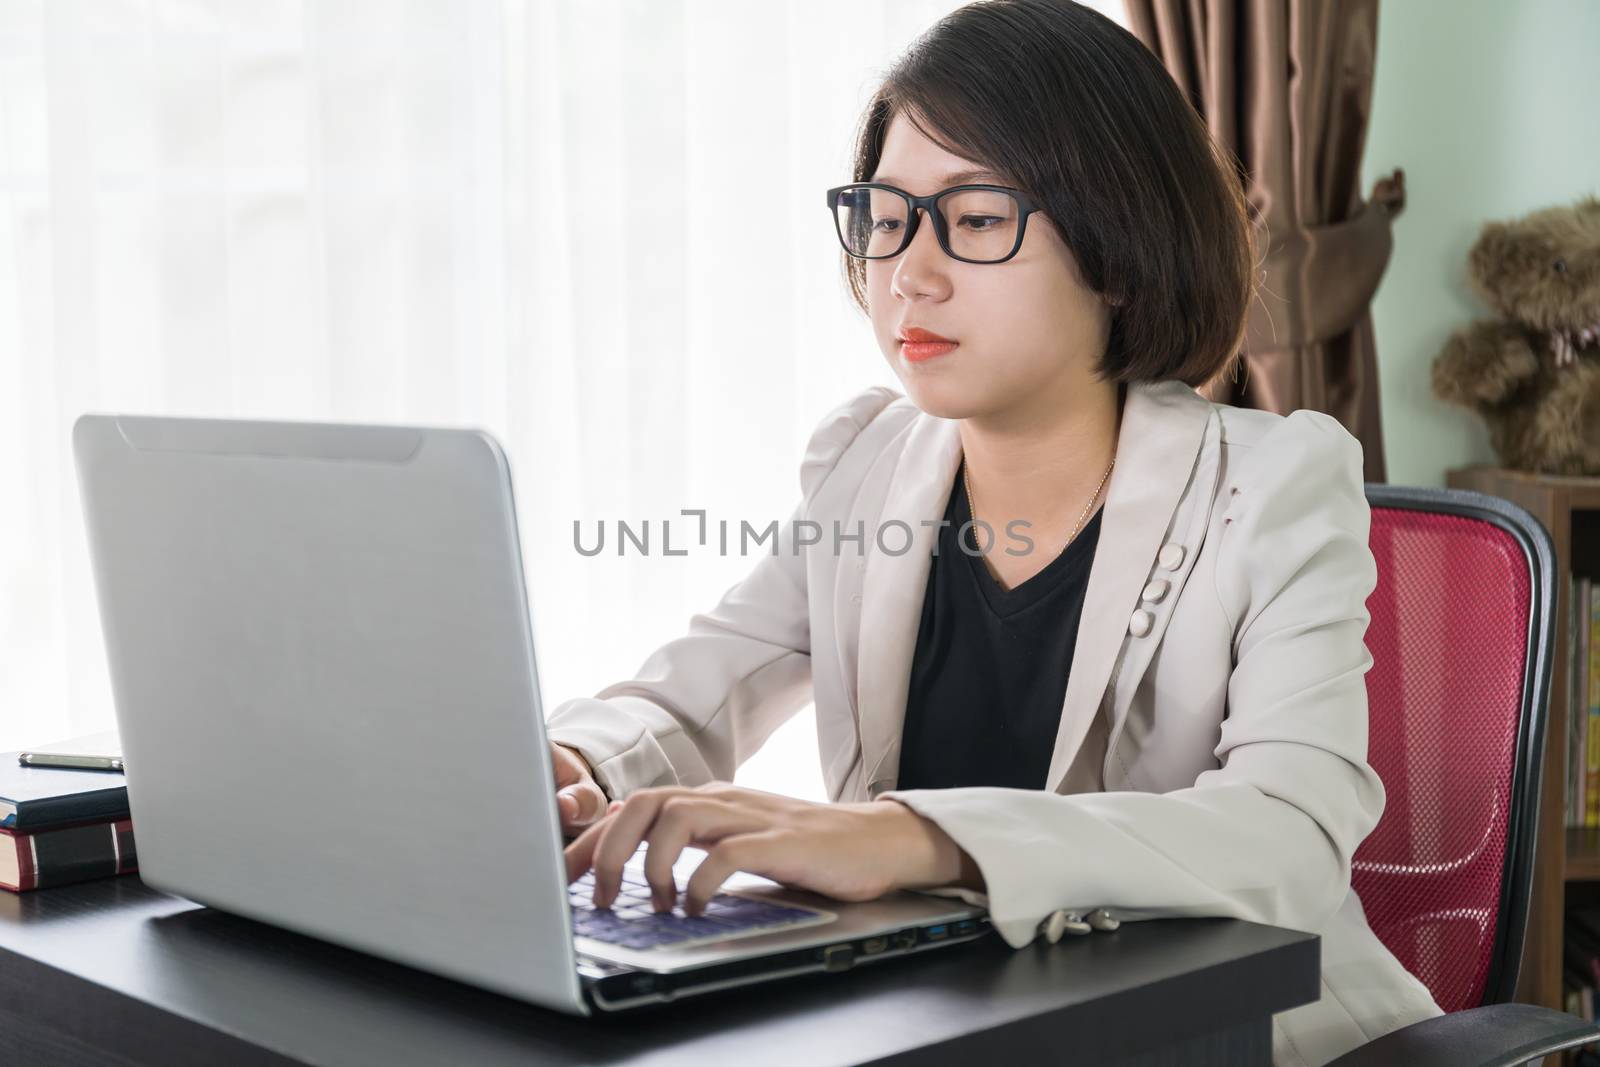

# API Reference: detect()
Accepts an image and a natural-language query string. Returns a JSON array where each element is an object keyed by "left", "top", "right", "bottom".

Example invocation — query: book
[
  {"left": 0, "top": 817, "right": 137, "bottom": 892},
  {"left": 1573, "top": 576, "right": 1584, "bottom": 826},
  {"left": 1590, "top": 581, "right": 1600, "bottom": 828},
  {"left": 1582, "top": 576, "right": 1590, "bottom": 825},
  {"left": 0, "top": 753, "right": 129, "bottom": 832},
  {"left": 1584, "top": 577, "right": 1594, "bottom": 825}
]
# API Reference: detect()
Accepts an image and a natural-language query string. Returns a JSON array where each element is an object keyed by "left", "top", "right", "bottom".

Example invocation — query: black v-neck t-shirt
[{"left": 894, "top": 464, "right": 1103, "bottom": 791}]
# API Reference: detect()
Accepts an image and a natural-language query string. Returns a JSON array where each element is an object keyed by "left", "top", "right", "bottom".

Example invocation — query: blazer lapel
[
  {"left": 856, "top": 411, "right": 964, "bottom": 796},
  {"left": 1040, "top": 379, "right": 1213, "bottom": 793},
  {"left": 854, "top": 378, "right": 1214, "bottom": 798}
]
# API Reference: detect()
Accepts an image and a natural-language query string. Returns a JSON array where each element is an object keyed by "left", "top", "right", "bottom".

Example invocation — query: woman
[{"left": 547, "top": 2, "right": 1443, "bottom": 1063}]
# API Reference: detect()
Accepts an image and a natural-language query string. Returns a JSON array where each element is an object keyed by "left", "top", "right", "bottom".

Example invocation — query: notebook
[{"left": 1, "top": 734, "right": 129, "bottom": 831}]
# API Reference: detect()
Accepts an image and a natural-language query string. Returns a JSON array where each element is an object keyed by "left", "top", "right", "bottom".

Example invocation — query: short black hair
[{"left": 844, "top": 0, "right": 1255, "bottom": 388}]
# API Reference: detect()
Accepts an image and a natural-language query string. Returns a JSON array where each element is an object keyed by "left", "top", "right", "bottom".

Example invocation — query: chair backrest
[{"left": 1353, "top": 485, "right": 1555, "bottom": 1013}]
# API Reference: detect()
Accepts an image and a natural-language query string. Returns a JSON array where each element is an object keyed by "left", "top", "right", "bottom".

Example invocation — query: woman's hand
[
  {"left": 551, "top": 742, "right": 610, "bottom": 837},
  {"left": 563, "top": 782, "right": 984, "bottom": 915}
]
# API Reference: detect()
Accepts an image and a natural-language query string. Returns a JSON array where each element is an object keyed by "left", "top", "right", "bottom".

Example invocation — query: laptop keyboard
[{"left": 569, "top": 866, "right": 821, "bottom": 951}]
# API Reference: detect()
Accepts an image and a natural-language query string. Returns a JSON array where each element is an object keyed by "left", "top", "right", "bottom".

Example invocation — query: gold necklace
[{"left": 963, "top": 453, "right": 1115, "bottom": 558}]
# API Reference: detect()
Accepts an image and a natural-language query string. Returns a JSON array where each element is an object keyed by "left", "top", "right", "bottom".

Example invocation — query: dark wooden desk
[{"left": 0, "top": 877, "right": 1318, "bottom": 1066}]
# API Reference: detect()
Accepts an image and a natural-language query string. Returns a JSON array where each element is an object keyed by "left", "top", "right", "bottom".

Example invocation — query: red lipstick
[{"left": 897, "top": 325, "right": 959, "bottom": 363}]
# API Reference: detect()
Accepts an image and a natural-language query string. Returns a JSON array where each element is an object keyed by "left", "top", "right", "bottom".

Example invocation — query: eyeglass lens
[{"left": 834, "top": 186, "right": 1020, "bottom": 262}]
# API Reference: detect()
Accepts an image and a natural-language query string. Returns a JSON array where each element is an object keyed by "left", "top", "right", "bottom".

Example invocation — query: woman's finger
[
  {"left": 563, "top": 795, "right": 692, "bottom": 885},
  {"left": 564, "top": 812, "right": 611, "bottom": 884},
  {"left": 683, "top": 832, "right": 786, "bottom": 916},
  {"left": 589, "top": 788, "right": 682, "bottom": 908},
  {"left": 557, "top": 779, "right": 608, "bottom": 834},
  {"left": 642, "top": 797, "right": 767, "bottom": 911}
]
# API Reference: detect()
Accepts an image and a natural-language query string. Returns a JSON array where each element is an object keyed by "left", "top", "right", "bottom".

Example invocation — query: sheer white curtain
[{"left": 0, "top": 0, "right": 1125, "bottom": 798}]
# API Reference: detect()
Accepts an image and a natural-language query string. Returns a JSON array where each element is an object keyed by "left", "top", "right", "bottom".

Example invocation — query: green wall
[{"left": 1361, "top": 0, "right": 1600, "bottom": 486}]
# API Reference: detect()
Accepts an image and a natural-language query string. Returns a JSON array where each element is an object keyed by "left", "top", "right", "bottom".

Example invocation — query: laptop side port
[
  {"left": 821, "top": 944, "right": 855, "bottom": 972},
  {"left": 924, "top": 924, "right": 949, "bottom": 942},
  {"left": 861, "top": 936, "right": 889, "bottom": 955},
  {"left": 893, "top": 929, "right": 918, "bottom": 950}
]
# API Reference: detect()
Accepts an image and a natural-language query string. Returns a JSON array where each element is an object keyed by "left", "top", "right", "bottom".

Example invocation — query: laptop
[{"left": 71, "top": 413, "right": 989, "bottom": 1014}]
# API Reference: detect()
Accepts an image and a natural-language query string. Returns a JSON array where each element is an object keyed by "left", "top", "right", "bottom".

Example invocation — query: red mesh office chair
[{"left": 1328, "top": 485, "right": 1599, "bottom": 1066}]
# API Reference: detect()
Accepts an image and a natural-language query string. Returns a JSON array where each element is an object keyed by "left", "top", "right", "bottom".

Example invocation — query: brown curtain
[{"left": 1126, "top": 0, "right": 1405, "bottom": 483}]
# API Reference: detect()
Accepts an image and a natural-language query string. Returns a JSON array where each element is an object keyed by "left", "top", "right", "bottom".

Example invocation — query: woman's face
[{"left": 865, "top": 111, "right": 1114, "bottom": 421}]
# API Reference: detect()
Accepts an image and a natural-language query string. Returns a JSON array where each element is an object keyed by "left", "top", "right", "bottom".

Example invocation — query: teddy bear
[{"left": 1431, "top": 194, "right": 1600, "bottom": 476}]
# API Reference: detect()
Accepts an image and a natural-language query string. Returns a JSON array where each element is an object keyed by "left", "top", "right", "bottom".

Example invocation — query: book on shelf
[
  {"left": 1590, "top": 580, "right": 1600, "bottom": 828},
  {"left": 0, "top": 816, "right": 137, "bottom": 892},
  {"left": 1569, "top": 577, "right": 1589, "bottom": 827},
  {"left": 1569, "top": 576, "right": 1600, "bottom": 829},
  {"left": 0, "top": 736, "right": 137, "bottom": 893},
  {"left": 1573, "top": 576, "right": 1584, "bottom": 827}
]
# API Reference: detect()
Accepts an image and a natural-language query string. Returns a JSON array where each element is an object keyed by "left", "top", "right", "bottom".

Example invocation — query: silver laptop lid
[{"left": 72, "top": 413, "right": 585, "bottom": 1014}]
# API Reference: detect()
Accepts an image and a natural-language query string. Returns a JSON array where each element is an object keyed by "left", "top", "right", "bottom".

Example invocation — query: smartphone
[
  {"left": 16, "top": 730, "right": 125, "bottom": 772},
  {"left": 17, "top": 751, "right": 124, "bottom": 772}
]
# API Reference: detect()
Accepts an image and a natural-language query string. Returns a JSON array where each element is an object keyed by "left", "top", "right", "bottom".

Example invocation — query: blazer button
[
  {"left": 1157, "top": 543, "right": 1185, "bottom": 570},
  {"left": 1141, "top": 578, "right": 1170, "bottom": 603},
  {"left": 1128, "top": 609, "right": 1153, "bottom": 637},
  {"left": 1086, "top": 908, "right": 1120, "bottom": 932},
  {"left": 1041, "top": 909, "right": 1091, "bottom": 943}
]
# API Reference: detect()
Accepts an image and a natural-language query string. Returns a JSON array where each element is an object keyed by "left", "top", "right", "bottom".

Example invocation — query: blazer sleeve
[
  {"left": 878, "top": 410, "right": 1385, "bottom": 949},
  {"left": 545, "top": 385, "right": 902, "bottom": 800}
]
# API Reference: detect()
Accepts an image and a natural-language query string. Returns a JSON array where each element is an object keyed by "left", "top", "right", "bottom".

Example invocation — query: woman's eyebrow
[{"left": 869, "top": 169, "right": 1004, "bottom": 186}]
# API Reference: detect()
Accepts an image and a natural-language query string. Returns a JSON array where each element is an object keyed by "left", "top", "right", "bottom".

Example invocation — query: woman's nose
[{"left": 891, "top": 208, "right": 950, "bottom": 299}]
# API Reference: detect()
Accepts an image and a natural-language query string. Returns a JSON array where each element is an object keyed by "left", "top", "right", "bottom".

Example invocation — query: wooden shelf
[
  {"left": 1446, "top": 465, "right": 1600, "bottom": 1020},
  {"left": 1452, "top": 464, "right": 1600, "bottom": 512}
]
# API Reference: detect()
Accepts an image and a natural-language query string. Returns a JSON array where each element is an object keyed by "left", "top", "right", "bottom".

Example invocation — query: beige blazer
[{"left": 546, "top": 378, "right": 1444, "bottom": 1067}]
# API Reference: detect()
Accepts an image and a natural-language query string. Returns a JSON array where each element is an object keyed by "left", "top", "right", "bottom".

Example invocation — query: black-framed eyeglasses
[{"left": 825, "top": 182, "right": 1042, "bottom": 265}]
